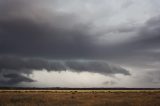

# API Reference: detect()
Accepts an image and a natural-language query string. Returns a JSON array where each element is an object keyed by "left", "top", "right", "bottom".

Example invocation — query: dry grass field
[{"left": 0, "top": 90, "right": 160, "bottom": 106}]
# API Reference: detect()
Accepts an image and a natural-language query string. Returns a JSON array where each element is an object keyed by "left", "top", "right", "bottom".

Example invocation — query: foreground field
[{"left": 0, "top": 90, "right": 160, "bottom": 106}]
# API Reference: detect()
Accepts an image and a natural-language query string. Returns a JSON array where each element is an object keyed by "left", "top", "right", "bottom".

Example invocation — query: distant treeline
[{"left": 0, "top": 87, "right": 160, "bottom": 90}]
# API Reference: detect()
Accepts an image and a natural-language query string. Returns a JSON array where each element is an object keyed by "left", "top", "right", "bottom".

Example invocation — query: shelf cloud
[{"left": 0, "top": 56, "right": 130, "bottom": 85}]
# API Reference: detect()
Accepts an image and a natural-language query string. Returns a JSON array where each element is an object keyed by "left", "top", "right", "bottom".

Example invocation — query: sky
[{"left": 0, "top": 0, "right": 160, "bottom": 88}]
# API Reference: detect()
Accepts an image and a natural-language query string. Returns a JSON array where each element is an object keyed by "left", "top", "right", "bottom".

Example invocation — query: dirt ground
[{"left": 0, "top": 91, "right": 160, "bottom": 106}]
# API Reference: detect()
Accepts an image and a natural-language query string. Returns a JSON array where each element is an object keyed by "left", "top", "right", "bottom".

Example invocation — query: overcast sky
[{"left": 0, "top": 0, "right": 160, "bottom": 88}]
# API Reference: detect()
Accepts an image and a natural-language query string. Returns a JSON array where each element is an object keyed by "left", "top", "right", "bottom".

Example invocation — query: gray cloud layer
[
  {"left": 0, "top": 73, "right": 34, "bottom": 86},
  {"left": 0, "top": 56, "right": 130, "bottom": 86},
  {"left": 0, "top": 0, "right": 160, "bottom": 87},
  {"left": 0, "top": 0, "right": 160, "bottom": 60},
  {"left": 0, "top": 0, "right": 98, "bottom": 59}
]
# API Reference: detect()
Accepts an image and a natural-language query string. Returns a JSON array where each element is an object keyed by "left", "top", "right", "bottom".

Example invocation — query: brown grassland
[{"left": 0, "top": 90, "right": 160, "bottom": 106}]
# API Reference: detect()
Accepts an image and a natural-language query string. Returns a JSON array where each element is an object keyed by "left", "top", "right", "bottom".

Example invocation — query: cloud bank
[
  {"left": 0, "top": 0, "right": 160, "bottom": 87},
  {"left": 0, "top": 56, "right": 130, "bottom": 86}
]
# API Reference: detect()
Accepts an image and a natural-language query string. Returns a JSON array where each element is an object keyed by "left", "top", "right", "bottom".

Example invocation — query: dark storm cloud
[
  {"left": 135, "top": 16, "right": 160, "bottom": 47},
  {"left": 0, "top": 0, "right": 97, "bottom": 59},
  {"left": 66, "top": 60, "right": 130, "bottom": 75},
  {"left": 0, "top": 73, "right": 34, "bottom": 86},
  {"left": 0, "top": 56, "right": 130, "bottom": 75},
  {"left": 0, "top": 56, "right": 130, "bottom": 85},
  {"left": 0, "top": 15, "right": 94, "bottom": 58},
  {"left": 0, "top": 0, "right": 160, "bottom": 87},
  {"left": 123, "top": 15, "right": 160, "bottom": 50},
  {"left": 99, "top": 15, "right": 160, "bottom": 61},
  {"left": 0, "top": 56, "right": 65, "bottom": 72},
  {"left": 0, "top": 0, "right": 159, "bottom": 60}
]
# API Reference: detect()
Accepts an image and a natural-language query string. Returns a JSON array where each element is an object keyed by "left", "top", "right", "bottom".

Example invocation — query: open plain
[{"left": 0, "top": 90, "right": 160, "bottom": 106}]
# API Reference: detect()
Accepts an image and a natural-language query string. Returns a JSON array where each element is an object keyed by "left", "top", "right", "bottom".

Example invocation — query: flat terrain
[{"left": 0, "top": 90, "right": 160, "bottom": 106}]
